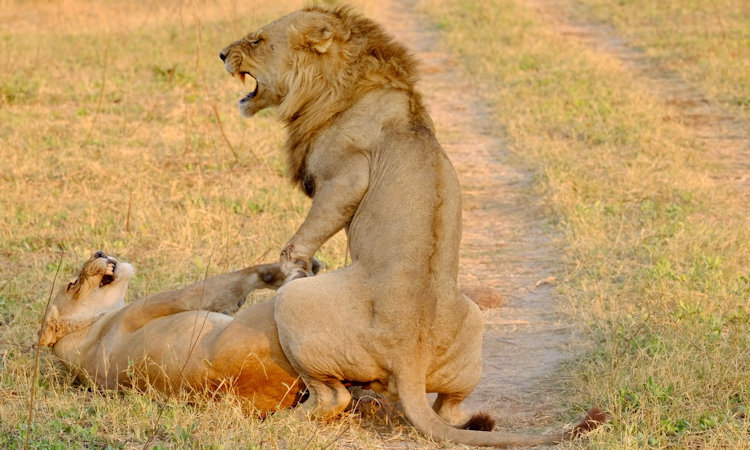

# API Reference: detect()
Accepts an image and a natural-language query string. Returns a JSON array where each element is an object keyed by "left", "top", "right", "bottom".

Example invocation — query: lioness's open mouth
[
  {"left": 100, "top": 261, "right": 117, "bottom": 287},
  {"left": 234, "top": 72, "right": 258, "bottom": 103}
]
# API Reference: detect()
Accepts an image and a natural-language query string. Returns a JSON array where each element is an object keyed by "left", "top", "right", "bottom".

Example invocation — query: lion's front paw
[
  {"left": 281, "top": 260, "right": 314, "bottom": 284},
  {"left": 280, "top": 242, "right": 323, "bottom": 283}
]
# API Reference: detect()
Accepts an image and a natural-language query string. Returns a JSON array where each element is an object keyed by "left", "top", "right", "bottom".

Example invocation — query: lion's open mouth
[{"left": 235, "top": 72, "right": 258, "bottom": 103}]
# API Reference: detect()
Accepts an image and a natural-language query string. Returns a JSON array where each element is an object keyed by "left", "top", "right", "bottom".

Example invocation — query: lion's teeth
[{"left": 245, "top": 76, "right": 257, "bottom": 92}]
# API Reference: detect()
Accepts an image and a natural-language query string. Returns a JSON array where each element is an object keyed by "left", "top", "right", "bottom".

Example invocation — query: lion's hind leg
[
  {"left": 296, "top": 377, "right": 352, "bottom": 419},
  {"left": 275, "top": 267, "right": 377, "bottom": 419}
]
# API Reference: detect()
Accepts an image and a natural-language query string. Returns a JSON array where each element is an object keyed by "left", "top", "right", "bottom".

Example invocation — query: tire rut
[{"left": 529, "top": 0, "right": 750, "bottom": 203}]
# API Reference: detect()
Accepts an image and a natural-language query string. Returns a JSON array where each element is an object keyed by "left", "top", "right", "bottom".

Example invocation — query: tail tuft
[
  {"left": 462, "top": 411, "right": 496, "bottom": 431},
  {"left": 570, "top": 406, "right": 607, "bottom": 438}
]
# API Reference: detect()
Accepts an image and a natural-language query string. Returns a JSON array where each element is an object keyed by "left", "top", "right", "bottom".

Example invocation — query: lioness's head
[
  {"left": 219, "top": 8, "right": 355, "bottom": 117},
  {"left": 39, "top": 251, "right": 134, "bottom": 347}
]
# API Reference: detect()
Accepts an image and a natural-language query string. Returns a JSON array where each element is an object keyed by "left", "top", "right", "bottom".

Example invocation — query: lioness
[
  {"left": 220, "top": 6, "right": 602, "bottom": 446},
  {"left": 40, "top": 251, "right": 304, "bottom": 414}
]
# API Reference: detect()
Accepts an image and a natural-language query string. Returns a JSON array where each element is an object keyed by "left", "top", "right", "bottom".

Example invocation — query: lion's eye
[{"left": 249, "top": 38, "right": 262, "bottom": 48}]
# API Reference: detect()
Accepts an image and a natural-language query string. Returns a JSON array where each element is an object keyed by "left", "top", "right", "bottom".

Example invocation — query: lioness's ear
[
  {"left": 38, "top": 304, "right": 60, "bottom": 347},
  {"left": 290, "top": 14, "right": 348, "bottom": 54}
]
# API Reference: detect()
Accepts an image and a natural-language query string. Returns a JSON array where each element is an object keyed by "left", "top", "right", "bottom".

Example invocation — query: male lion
[
  {"left": 40, "top": 251, "right": 305, "bottom": 414},
  {"left": 220, "top": 6, "right": 603, "bottom": 446}
]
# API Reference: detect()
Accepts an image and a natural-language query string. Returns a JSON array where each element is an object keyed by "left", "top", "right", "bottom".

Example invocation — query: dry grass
[
  {"left": 0, "top": 1, "right": 471, "bottom": 447},
  {"left": 427, "top": 0, "right": 749, "bottom": 447},
  {"left": 571, "top": 0, "right": 750, "bottom": 118},
  {"left": 0, "top": 0, "right": 408, "bottom": 447},
  {"left": 2, "top": 0, "right": 748, "bottom": 448}
]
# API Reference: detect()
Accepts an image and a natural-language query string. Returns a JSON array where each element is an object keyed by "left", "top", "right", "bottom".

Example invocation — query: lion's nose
[
  {"left": 219, "top": 50, "right": 227, "bottom": 62},
  {"left": 93, "top": 250, "right": 106, "bottom": 259}
]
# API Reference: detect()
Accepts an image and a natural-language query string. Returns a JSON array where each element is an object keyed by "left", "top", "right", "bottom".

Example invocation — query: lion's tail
[{"left": 396, "top": 375, "right": 604, "bottom": 448}]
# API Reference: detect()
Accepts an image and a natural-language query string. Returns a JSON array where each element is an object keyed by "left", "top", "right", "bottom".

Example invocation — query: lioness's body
[
  {"left": 219, "top": 7, "right": 593, "bottom": 446},
  {"left": 41, "top": 253, "right": 301, "bottom": 414}
]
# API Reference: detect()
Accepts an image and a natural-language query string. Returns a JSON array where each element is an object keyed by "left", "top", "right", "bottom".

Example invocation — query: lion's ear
[
  {"left": 291, "top": 14, "right": 347, "bottom": 54},
  {"left": 310, "top": 26, "right": 334, "bottom": 53}
]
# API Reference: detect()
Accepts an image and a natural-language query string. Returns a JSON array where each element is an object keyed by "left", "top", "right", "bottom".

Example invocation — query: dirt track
[
  {"left": 377, "top": 0, "right": 578, "bottom": 432},
  {"left": 369, "top": 1, "right": 750, "bottom": 438}
]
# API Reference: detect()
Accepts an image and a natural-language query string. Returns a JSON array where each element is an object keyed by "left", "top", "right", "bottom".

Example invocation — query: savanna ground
[{"left": 1, "top": 0, "right": 748, "bottom": 448}]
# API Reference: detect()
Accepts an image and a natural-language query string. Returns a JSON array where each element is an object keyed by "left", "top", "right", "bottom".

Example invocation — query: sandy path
[{"left": 373, "top": 0, "right": 577, "bottom": 432}]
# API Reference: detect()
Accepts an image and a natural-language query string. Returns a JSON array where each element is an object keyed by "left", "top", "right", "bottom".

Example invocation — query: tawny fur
[
  {"left": 220, "top": 6, "right": 604, "bottom": 446},
  {"left": 280, "top": 6, "right": 429, "bottom": 189}
]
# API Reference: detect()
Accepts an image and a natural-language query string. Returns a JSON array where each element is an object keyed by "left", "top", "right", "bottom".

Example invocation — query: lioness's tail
[{"left": 396, "top": 375, "right": 605, "bottom": 447}]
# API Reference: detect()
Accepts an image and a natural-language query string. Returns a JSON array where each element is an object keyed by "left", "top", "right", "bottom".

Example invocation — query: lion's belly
[{"left": 281, "top": 128, "right": 472, "bottom": 386}]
